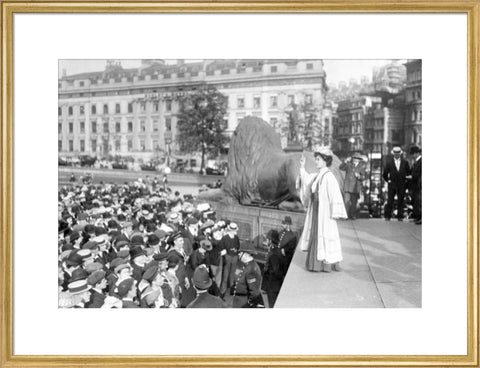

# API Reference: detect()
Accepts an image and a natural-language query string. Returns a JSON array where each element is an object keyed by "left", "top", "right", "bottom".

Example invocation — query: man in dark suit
[
  {"left": 409, "top": 146, "right": 422, "bottom": 225},
  {"left": 383, "top": 147, "right": 411, "bottom": 221},
  {"left": 339, "top": 153, "right": 366, "bottom": 219}
]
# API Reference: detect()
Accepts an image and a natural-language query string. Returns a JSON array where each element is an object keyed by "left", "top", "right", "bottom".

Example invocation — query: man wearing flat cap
[
  {"left": 383, "top": 146, "right": 411, "bottom": 221},
  {"left": 340, "top": 153, "right": 366, "bottom": 220},
  {"left": 85, "top": 270, "right": 107, "bottom": 308}
]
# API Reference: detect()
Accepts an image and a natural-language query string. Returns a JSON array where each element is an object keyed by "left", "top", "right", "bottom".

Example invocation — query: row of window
[
  {"left": 59, "top": 100, "right": 174, "bottom": 116},
  {"left": 62, "top": 63, "right": 315, "bottom": 89},
  {"left": 59, "top": 138, "right": 162, "bottom": 153},
  {"left": 334, "top": 123, "right": 362, "bottom": 136},
  {"left": 58, "top": 119, "right": 172, "bottom": 135},
  {"left": 407, "top": 69, "right": 422, "bottom": 83}
]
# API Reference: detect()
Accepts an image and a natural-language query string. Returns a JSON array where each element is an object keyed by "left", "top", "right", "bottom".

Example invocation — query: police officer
[{"left": 232, "top": 249, "right": 264, "bottom": 308}]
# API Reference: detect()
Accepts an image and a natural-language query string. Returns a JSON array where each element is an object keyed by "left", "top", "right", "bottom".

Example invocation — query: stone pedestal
[{"left": 209, "top": 201, "right": 305, "bottom": 263}]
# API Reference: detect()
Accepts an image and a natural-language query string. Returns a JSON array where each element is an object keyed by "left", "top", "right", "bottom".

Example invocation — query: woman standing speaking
[{"left": 297, "top": 147, "right": 347, "bottom": 272}]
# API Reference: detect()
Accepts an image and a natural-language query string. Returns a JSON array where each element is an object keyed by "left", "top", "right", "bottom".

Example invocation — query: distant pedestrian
[
  {"left": 383, "top": 147, "right": 411, "bottom": 221},
  {"left": 408, "top": 146, "right": 422, "bottom": 225},
  {"left": 339, "top": 153, "right": 366, "bottom": 220}
]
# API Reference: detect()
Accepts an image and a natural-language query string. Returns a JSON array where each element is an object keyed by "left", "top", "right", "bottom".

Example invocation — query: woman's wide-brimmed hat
[{"left": 313, "top": 145, "right": 333, "bottom": 157}]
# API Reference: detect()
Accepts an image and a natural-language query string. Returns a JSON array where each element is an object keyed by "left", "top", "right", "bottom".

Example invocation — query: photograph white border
[{"left": 13, "top": 12, "right": 467, "bottom": 356}]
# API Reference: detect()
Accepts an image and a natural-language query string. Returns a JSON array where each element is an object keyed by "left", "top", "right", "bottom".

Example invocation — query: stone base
[{"left": 208, "top": 201, "right": 306, "bottom": 263}]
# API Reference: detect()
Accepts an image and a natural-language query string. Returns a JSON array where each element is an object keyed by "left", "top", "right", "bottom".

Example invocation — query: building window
[
  {"left": 115, "top": 122, "right": 121, "bottom": 133},
  {"left": 140, "top": 102, "right": 146, "bottom": 112},
  {"left": 141, "top": 120, "right": 146, "bottom": 132},
  {"left": 128, "top": 103, "right": 133, "bottom": 113},
  {"left": 115, "top": 103, "right": 121, "bottom": 114},
  {"left": 237, "top": 97, "right": 245, "bottom": 108},
  {"left": 91, "top": 139, "right": 97, "bottom": 153},
  {"left": 80, "top": 105, "right": 85, "bottom": 115},
  {"left": 68, "top": 122, "right": 73, "bottom": 134},
  {"left": 103, "top": 104, "right": 108, "bottom": 114},
  {"left": 58, "top": 107, "right": 62, "bottom": 116},
  {"left": 153, "top": 121, "right": 159, "bottom": 132},
  {"left": 91, "top": 121, "right": 97, "bottom": 133},
  {"left": 253, "top": 97, "right": 261, "bottom": 109},
  {"left": 58, "top": 140, "right": 62, "bottom": 151},
  {"left": 91, "top": 105, "right": 96, "bottom": 115},
  {"left": 140, "top": 140, "right": 145, "bottom": 151},
  {"left": 288, "top": 95, "right": 295, "bottom": 105},
  {"left": 154, "top": 102, "right": 159, "bottom": 112},
  {"left": 128, "top": 121, "right": 133, "bottom": 133},
  {"left": 80, "top": 122, "right": 85, "bottom": 134},
  {"left": 305, "top": 94, "right": 313, "bottom": 104},
  {"left": 128, "top": 140, "right": 133, "bottom": 152},
  {"left": 115, "top": 139, "right": 121, "bottom": 151},
  {"left": 79, "top": 81, "right": 84, "bottom": 87},
  {"left": 153, "top": 140, "right": 158, "bottom": 150},
  {"left": 270, "top": 118, "right": 278, "bottom": 128},
  {"left": 68, "top": 106, "right": 73, "bottom": 115},
  {"left": 80, "top": 140, "right": 85, "bottom": 152},
  {"left": 270, "top": 65, "right": 277, "bottom": 73},
  {"left": 270, "top": 96, "right": 278, "bottom": 108},
  {"left": 165, "top": 117, "right": 172, "bottom": 131},
  {"left": 58, "top": 123, "right": 62, "bottom": 134},
  {"left": 103, "top": 122, "right": 109, "bottom": 133},
  {"left": 68, "top": 140, "right": 74, "bottom": 152},
  {"left": 166, "top": 100, "right": 172, "bottom": 112}
]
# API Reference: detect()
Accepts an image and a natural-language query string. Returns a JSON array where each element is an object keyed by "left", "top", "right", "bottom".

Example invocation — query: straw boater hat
[{"left": 392, "top": 146, "right": 403, "bottom": 154}]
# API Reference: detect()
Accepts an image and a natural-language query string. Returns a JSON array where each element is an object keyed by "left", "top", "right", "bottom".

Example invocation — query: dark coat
[
  {"left": 85, "top": 289, "right": 106, "bottom": 308},
  {"left": 278, "top": 229, "right": 297, "bottom": 261},
  {"left": 410, "top": 157, "right": 422, "bottom": 191},
  {"left": 235, "top": 260, "right": 262, "bottom": 298},
  {"left": 186, "top": 291, "right": 228, "bottom": 308},
  {"left": 383, "top": 157, "right": 410, "bottom": 189},
  {"left": 339, "top": 161, "right": 366, "bottom": 193}
]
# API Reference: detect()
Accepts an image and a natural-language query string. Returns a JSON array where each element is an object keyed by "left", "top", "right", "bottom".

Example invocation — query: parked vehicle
[{"left": 79, "top": 155, "right": 97, "bottom": 167}]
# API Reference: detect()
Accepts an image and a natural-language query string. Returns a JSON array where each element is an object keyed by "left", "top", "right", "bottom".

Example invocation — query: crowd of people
[
  {"left": 338, "top": 146, "right": 422, "bottom": 224},
  {"left": 58, "top": 179, "right": 269, "bottom": 308}
]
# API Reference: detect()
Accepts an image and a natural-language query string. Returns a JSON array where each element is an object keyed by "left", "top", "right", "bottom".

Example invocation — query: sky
[{"left": 58, "top": 59, "right": 395, "bottom": 86}]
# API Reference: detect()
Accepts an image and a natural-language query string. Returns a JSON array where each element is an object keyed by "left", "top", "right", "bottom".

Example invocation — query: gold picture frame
[{"left": 1, "top": 1, "right": 478, "bottom": 367}]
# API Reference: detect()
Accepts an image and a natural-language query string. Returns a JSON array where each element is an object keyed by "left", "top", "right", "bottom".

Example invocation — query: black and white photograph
[{"left": 57, "top": 59, "right": 422, "bottom": 309}]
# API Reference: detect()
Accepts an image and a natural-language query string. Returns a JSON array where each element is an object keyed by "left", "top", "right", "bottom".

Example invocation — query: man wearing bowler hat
[
  {"left": 383, "top": 146, "right": 411, "bottom": 221},
  {"left": 340, "top": 152, "right": 366, "bottom": 220}
]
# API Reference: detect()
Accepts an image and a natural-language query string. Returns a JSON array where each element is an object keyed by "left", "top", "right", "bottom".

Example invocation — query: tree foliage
[{"left": 176, "top": 85, "right": 228, "bottom": 170}]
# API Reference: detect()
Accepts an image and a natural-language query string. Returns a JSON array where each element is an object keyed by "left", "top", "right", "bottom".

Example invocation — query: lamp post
[{"left": 348, "top": 136, "right": 356, "bottom": 156}]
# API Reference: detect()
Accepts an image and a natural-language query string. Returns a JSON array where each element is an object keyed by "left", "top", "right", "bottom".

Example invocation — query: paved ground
[{"left": 275, "top": 219, "right": 421, "bottom": 308}]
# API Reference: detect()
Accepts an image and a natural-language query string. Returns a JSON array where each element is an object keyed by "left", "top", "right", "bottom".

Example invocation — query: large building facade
[
  {"left": 58, "top": 59, "right": 327, "bottom": 160},
  {"left": 403, "top": 59, "right": 422, "bottom": 147}
]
